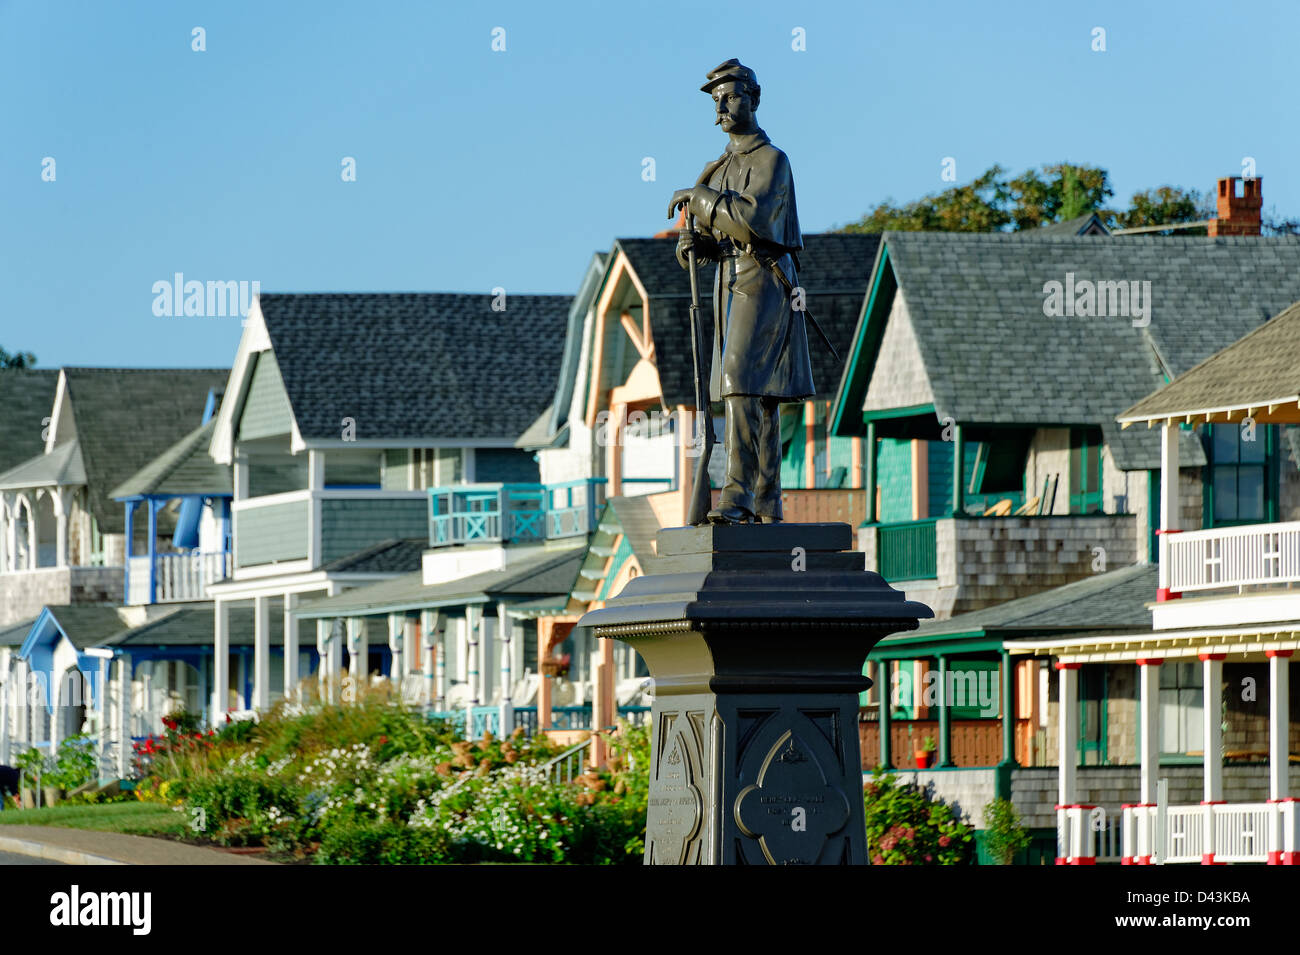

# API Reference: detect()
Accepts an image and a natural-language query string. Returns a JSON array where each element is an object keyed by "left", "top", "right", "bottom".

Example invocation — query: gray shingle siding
[
  {"left": 235, "top": 499, "right": 310, "bottom": 566},
  {"left": 239, "top": 352, "right": 293, "bottom": 440},
  {"left": 319, "top": 497, "right": 428, "bottom": 564}
]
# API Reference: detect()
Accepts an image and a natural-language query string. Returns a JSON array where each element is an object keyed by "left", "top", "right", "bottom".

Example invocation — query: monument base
[{"left": 577, "top": 522, "right": 932, "bottom": 865}]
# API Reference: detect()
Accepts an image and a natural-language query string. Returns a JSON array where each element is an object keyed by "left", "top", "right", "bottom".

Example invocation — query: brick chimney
[{"left": 1207, "top": 176, "right": 1262, "bottom": 236}]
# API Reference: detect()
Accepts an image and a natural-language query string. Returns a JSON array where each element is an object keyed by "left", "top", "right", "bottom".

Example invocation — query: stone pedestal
[{"left": 576, "top": 522, "right": 932, "bottom": 865}]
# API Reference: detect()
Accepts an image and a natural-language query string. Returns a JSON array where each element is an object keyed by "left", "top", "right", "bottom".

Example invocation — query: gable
[
  {"left": 862, "top": 292, "right": 935, "bottom": 414},
  {"left": 238, "top": 351, "right": 294, "bottom": 441}
]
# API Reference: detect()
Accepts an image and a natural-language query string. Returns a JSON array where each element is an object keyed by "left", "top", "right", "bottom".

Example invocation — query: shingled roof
[
  {"left": 1119, "top": 299, "right": 1300, "bottom": 424},
  {"left": 257, "top": 293, "right": 572, "bottom": 443},
  {"left": 110, "top": 418, "right": 231, "bottom": 499},
  {"left": 295, "top": 546, "right": 585, "bottom": 618},
  {"left": 834, "top": 233, "right": 1300, "bottom": 469},
  {"left": 615, "top": 233, "right": 881, "bottom": 407},
  {"left": 881, "top": 563, "right": 1158, "bottom": 646},
  {"left": 0, "top": 369, "right": 58, "bottom": 474},
  {"left": 61, "top": 368, "right": 229, "bottom": 532}
]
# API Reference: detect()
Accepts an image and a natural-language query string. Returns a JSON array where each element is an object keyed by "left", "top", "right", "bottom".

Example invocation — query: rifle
[{"left": 684, "top": 214, "right": 715, "bottom": 526}]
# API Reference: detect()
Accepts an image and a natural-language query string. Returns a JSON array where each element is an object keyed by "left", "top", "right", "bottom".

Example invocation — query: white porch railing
[
  {"left": 126, "top": 551, "right": 231, "bottom": 604},
  {"left": 1166, "top": 520, "right": 1300, "bottom": 593},
  {"left": 1117, "top": 801, "right": 1300, "bottom": 864}
]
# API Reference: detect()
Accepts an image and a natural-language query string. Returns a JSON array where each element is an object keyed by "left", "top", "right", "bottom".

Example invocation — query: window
[
  {"left": 1069, "top": 427, "right": 1103, "bottom": 514},
  {"left": 1078, "top": 665, "right": 1107, "bottom": 765},
  {"left": 1159, "top": 662, "right": 1203, "bottom": 756},
  {"left": 1205, "top": 423, "right": 1275, "bottom": 526}
]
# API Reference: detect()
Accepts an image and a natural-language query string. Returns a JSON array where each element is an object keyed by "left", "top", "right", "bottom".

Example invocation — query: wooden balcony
[{"left": 427, "top": 478, "right": 607, "bottom": 548}]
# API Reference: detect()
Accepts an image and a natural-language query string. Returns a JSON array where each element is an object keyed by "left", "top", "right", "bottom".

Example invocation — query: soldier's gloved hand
[
  {"left": 667, "top": 188, "right": 695, "bottom": 220},
  {"left": 676, "top": 229, "right": 718, "bottom": 270}
]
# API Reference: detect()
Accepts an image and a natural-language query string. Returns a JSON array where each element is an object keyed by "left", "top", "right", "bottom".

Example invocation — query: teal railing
[
  {"left": 428, "top": 478, "right": 607, "bottom": 547},
  {"left": 875, "top": 518, "right": 938, "bottom": 581}
]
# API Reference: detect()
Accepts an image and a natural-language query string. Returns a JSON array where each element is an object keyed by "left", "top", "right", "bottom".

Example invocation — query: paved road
[{"left": 0, "top": 850, "right": 61, "bottom": 864}]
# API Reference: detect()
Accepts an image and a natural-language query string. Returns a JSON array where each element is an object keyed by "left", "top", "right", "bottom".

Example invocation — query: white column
[
  {"left": 0, "top": 669, "right": 10, "bottom": 766},
  {"left": 52, "top": 488, "right": 70, "bottom": 569},
  {"left": 1057, "top": 663, "right": 1079, "bottom": 806},
  {"left": 1139, "top": 659, "right": 1162, "bottom": 805},
  {"left": 466, "top": 607, "right": 480, "bottom": 708},
  {"left": 1202, "top": 654, "right": 1224, "bottom": 803},
  {"left": 212, "top": 599, "right": 229, "bottom": 726},
  {"left": 432, "top": 613, "right": 447, "bottom": 709},
  {"left": 387, "top": 614, "right": 403, "bottom": 688},
  {"left": 1158, "top": 423, "right": 1180, "bottom": 600},
  {"left": 497, "top": 601, "right": 514, "bottom": 733},
  {"left": 1270, "top": 651, "right": 1291, "bottom": 801},
  {"left": 96, "top": 655, "right": 110, "bottom": 769},
  {"left": 235, "top": 653, "right": 248, "bottom": 710},
  {"left": 116, "top": 655, "right": 130, "bottom": 779},
  {"left": 253, "top": 594, "right": 270, "bottom": 711},
  {"left": 327, "top": 620, "right": 343, "bottom": 704},
  {"left": 423, "top": 629, "right": 436, "bottom": 707},
  {"left": 283, "top": 593, "right": 299, "bottom": 701},
  {"left": 22, "top": 494, "right": 36, "bottom": 569},
  {"left": 315, "top": 619, "right": 331, "bottom": 703},
  {"left": 139, "top": 663, "right": 152, "bottom": 739},
  {"left": 0, "top": 493, "right": 10, "bottom": 573},
  {"left": 347, "top": 618, "right": 369, "bottom": 700}
]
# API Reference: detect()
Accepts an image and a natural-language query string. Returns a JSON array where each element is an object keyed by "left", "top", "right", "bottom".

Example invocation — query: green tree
[
  {"left": 1107, "top": 186, "right": 1209, "bottom": 232},
  {"left": 0, "top": 347, "right": 36, "bottom": 368},
  {"left": 842, "top": 163, "right": 1113, "bottom": 234}
]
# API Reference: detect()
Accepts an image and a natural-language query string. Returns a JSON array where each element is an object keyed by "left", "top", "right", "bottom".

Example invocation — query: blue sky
[{"left": 4, "top": 0, "right": 1298, "bottom": 368}]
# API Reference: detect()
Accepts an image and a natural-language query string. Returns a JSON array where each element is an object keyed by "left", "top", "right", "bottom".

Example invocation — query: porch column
[
  {"left": 347, "top": 618, "right": 369, "bottom": 701},
  {"left": 1201, "top": 652, "right": 1225, "bottom": 865},
  {"left": 1138, "top": 658, "right": 1162, "bottom": 805},
  {"left": 387, "top": 614, "right": 403, "bottom": 688},
  {"left": 606, "top": 402, "right": 626, "bottom": 497},
  {"left": 1268, "top": 650, "right": 1292, "bottom": 801},
  {"left": 0, "top": 493, "right": 10, "bottom": 573},
  {"left": 937, "top": 655, "right": 953, "bottom": 768},
  {"left": 0, "top": 668, "right": 10, "bottom": 766},
  {"left": 283, "top": 593, "right": 299, "bottom": 701},
  {"left": 466, "top": 606, "right": 480, "bottom": 708},
  {"left": 212, "top": 600, "right": 229, "bottom": 726},
  {"left": 123, "top": 499, "right": 136, "bottom": 595},
  {"left": 1057, "top": 662, "right": 1080, "bottom": 806},
  {"left": 116, "top": 654, "right": 130, "bottom": 779},
  {"left": 999, "top": 649, "right": 1018, "bottom": 767},
  {"left": 538, "top": 619, "right": 553, "bottom": 728},
  {"left": 950, "top": 424, "right": 964, "bottom": 516},
  {"left": 864, "top": 420, "right": 877, "bottom": 524},
  {"left": 21, "top": 493, "right": 36, "bottom": 569},
  {"left": 497, "top": 602, "right": 514, "bottom": 734},
  {"left": 147, "top": 498, "right": 160, "bottom": 602},
  {"left": 878, "top": 660, "right": 893, "bottom": 769},
  {"left": 422, "top": 611, "right": 440, "bottom": 706},
  {"left": 52, "top": 488, "right": 70, "bottom": 569},
  {"left": 314, "top": 620, "right": 330, "bottom": 702},
  {"left": 1201, "top": 653, "right": 1224, "bottom": 804},
  {"left": 1157, "top": 422, "right": 1181, "bottom": 601},
  {"left": 253, "top": 594, "right": 271, "bottom": 711}
]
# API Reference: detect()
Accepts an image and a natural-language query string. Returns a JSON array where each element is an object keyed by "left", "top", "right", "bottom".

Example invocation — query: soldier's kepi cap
[{"left": 700, "top": 58, "right": 758, "bottom": 93}]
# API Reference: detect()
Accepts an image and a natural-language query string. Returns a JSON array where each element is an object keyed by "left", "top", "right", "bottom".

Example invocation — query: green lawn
[{"left": 0, "top": 801, "right": 187, "bottom": 836}]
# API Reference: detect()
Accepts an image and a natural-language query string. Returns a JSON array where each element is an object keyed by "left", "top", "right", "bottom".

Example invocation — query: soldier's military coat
[{"left": 687, "top": 127, "right": 814, "bottom": 402}]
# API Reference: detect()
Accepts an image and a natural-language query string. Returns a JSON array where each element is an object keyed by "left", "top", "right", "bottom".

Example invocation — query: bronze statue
[{"left": 668, "top": 58, "right": 814, "bottom": 526}]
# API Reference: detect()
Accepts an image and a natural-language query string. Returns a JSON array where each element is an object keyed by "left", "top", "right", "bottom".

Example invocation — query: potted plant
[{"left": 914, "top": 736, "right": 937, "bottom": 769}]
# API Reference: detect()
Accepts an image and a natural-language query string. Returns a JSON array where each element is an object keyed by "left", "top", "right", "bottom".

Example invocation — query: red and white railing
[{"left": 1118, "top": 800, "right": 1300, "bottom": 864}]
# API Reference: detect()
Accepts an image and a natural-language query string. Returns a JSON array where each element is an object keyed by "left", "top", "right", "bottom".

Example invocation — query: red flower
[{"left": 378, "top": 735, "right": 388, "bottom": 744}]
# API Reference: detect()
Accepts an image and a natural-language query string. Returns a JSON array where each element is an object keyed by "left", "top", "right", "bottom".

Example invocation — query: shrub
[
  {"left": 316, "top": 819, "right": 452, "bottom": 865},
  {"left": 48, "top": 736, "right": 98, "bottom": 791},
  {"left": 982, "top": 796, "right": 1031, "bottom": 865},
  {"left": 862, "top": 768, "right": 973, "bottom": 865},
  {"left": 183, "top": 772, "right": 300, "bottom": 846}
]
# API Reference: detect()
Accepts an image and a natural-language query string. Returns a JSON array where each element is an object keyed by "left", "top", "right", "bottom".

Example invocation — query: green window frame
[
  {"left": 1159, "top": 661, "right": 1203, "bottom": 757},
  {"left": 1202, "top": 422, "right": 1277, "bottom": 527},
  {"left": 1078, "top": 664, "right": 1108, "bottom": 766}
]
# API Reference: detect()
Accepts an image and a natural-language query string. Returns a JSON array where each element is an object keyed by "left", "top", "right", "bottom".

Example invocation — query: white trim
[
  {"left": 208, "top": 569, "right": 397, "bottom": 601},
  {"left": 1118, "top": 395, "right": 1300, "bottom": 426},
  {"left": 230, "top": 489, "right": 312, "bottom": 511},
  {"left": 43, "top": 371, "right": 70, "bottom": 454},
  {"left": 210, "top": 298, "right": 273, "bottom": 465}
]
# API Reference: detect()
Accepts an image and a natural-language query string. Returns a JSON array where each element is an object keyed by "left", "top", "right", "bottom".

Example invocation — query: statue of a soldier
[{"left": 668, "top": 58, "right": 813, "bottom": 525}]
